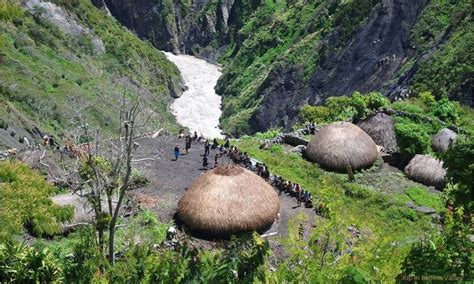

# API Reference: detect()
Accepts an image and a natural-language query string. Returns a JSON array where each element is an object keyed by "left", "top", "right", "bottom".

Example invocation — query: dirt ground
[{"left": 131, "top": 136, "right": 316, "bottom": 244}]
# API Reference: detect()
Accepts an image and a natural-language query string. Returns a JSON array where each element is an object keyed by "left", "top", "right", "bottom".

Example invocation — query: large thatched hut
[
  {"left": 305, "top": 122, "right": 379, "bottom": 171},
  {"left": 431, "top": 128, "right": 457, "bottom": 153},
  {"left": 404, "top": 155, "right": 446, "bottom": 189},
  {"left": 177, "top": 166, "right": 280, "bottom": 237},
  {"left": 357, "top": 113, "right": 399, "bottom": 153}
]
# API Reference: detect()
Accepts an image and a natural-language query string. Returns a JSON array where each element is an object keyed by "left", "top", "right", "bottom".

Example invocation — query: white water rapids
[{"left": 164, "top": 52, "right": 224, "bottom": 139}]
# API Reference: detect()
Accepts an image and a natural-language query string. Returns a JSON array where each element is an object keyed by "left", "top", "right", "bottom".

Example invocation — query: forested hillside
[
  {"left": 0, "top": 0, "right": 184, "bottom": 150},
  {"left": 98, "top": 0, "right": 472, "bottom": 135}
]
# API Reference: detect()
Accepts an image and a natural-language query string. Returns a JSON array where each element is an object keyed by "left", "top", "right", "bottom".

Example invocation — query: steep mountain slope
[
  {"left": 97, "top": 0, "right": 472, "bottom": 136},
  {"left": 0, "top": 0, "right": 184, "bottom": 149}
]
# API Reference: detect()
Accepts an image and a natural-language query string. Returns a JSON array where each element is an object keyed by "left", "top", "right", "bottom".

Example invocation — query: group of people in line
[
  {"left": 273, "top": 176, "right": 313, "bottom": 208},
  {"left": 206, "top": 137, "right": 313, "bottom": 208}
]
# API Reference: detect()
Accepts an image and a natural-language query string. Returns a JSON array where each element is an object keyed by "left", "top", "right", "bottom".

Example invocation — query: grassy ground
[
  {"left": 233, "top": 138, "right": 443, "bottom": 281},
  {"left": 0, "top": 0, "right": 183, "bottom": 143}
]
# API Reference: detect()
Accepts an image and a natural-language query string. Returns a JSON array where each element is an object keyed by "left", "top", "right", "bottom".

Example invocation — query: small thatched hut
[
  {"left": 357, "top": 113, "right": 399, "bottom": 153},
  {"left": 431, "top": 128, "right": 457, "bottom": 153},
  {"left": 177, "top": 166, "right": 280, "bottom": 237},
  {"left": 305, "top": 122, "right": 378, "bottom": 171},
  {"left": 404, "top": 155, "right": 446, "bottom": 189}
]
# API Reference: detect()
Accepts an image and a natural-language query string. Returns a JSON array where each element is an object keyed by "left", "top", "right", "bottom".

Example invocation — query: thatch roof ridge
[
  {"left": 177, "top": 166, "right": 280, "bottom": 236},
  {"left": 305, "top": 122, "right": 378, "bottom": 171},
  {"left": 404, "top": 154, "right": 446, "bottom": 189}
]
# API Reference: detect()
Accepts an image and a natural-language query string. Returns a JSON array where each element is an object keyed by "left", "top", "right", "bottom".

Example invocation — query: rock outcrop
[{"left": 97, "top": 0, "right": 238, "bottom": 60}]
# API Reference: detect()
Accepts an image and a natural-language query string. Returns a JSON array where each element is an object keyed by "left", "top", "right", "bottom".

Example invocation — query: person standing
[
  {"left": 204, "top": 141, "right": 210, "bottom": 156},
  {"left": 185, "top": 136, "right": 190, "bottom": 154},
  {"left": 203, "top": 155, "right": 208, "bottom": 170},
  {"left": 174, "top": 144, "right": 180, "bottom": 161},
  {"left": 214, "top": 153, "right": 219, "bottom": 168}
]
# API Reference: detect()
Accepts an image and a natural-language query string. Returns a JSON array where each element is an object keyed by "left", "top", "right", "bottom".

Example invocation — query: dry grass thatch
[
  {"left": 177, "top": 166, "right": 280, "bottom": 236},
  {"left": 357, "top": 113, "right": 399, "bottom": 153},
  {"left": 404, "top": 154, "right": 446, "bottom": 189},
  {"left": 305, "top": 122, "right": 378, "bottom": 171},
  {"left": 431, "top": 128, "right": 457, "bottom": 153}
]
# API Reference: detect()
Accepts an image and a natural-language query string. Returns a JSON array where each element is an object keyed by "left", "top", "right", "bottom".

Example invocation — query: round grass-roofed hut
[
  {"left": 431, "top": 128, "right": 457, "bottom": 153},
  {"left": 177, "top": 166, "right": 280, "bottom": 237},
  {"left": 404, "top": 154, "right": 446, "bottom": 189},
  {"left": 305, "top": 122, "right": 378, "bottom": 171},
  {"left": 357, "top": 113, "right": 399, "bottom": 153}
]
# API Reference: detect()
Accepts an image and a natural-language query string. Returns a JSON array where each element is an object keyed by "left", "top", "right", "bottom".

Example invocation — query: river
[{"left": 163, "top": 52, "right": 224, "bottom": 139}]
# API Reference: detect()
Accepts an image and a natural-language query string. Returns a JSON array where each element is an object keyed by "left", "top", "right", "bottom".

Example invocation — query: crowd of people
[{"left": 179, "top": 133, "right": 314, "bottom": 208}]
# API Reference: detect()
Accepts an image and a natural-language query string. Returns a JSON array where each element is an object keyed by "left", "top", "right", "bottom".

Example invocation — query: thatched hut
[
  {"left": 305, "top": 122, "right": 378, "bottom": 171},
  {"left": 431, "top": 128, "right": 457, "bottom": 153},
  {"left": 177, "top": 166, "right": 280, "bottom": 237},
  {"left": 357, "top": 113, "right": 399, "bottom": 153},
  {"left": 404, "top": 155, "right": 446, "bottom": 189}
]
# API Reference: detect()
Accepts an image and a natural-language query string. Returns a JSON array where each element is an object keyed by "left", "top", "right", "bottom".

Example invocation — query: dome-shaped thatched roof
[
  {"left": 357, "top": 113, "right": 399, "bottom": 153},
  {"left": 305, "top": 122, "right": 379, "bottom": 171},
  {"left": 404, "top": 155, "right": 446, "bottom": 189},
  {"left": 177, "top": 166, "right": 280, "bottom": 236},
  {"left": 431, "top": 128, "right": 457, "bottom": 153}
]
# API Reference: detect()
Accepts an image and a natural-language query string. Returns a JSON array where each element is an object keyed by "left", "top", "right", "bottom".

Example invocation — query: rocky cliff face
[
  {"left": 97, "top": 0, "right": 240, "bottom": 61},
  {"left": 95, "top": 0, "right": 472, "bottom": 135},
  {"left": 251, "top": 0, "right": 427, "bottom": 132}
]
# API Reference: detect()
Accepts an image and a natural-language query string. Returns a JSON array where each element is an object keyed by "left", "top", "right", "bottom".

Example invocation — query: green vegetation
[
  {"left": 0, "top": 161, "right": 73, "bottom": 241},
  {"left": 232, "top": 138, "right": 440, "bottom": 281},
  {"left": 299, "top": 91, "right": 474, "bottom": 157},
  {"left": 0, "top": 0, "right": 182, "bottom": 139},
  {"left": 404, "top": 186, "right": 444, "bottom": 212},
  {"left": 216, "top": 0, "right": 380, "bottom": 135}
]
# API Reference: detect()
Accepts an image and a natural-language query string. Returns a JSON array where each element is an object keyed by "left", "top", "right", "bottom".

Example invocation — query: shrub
[
  {"left": 394, "top": 120, "right": 431, "bottom": 155},
  {"left": 430, "top": 97, "right": 461, "bottom": 123},
  {"left": 0, "top": 241, "right": 63, "bottom": 282},
  {"left": 442, "top": 136, "right": 474, "bottom": 211},
  {"left": 418, "top": 91, "right": 435, "bottom": 106},
  {"left": 326, "top": 96, "right": 355, "bottom": 121},
  {"left": 366, "top": 91, "right": 390, "bottom": 110},
  {"left": 299, "top": 105, "right": 332, "bottom": 124},
  {"left": 0, "top": 161, "right": 73, "bottom": 241},
  {"left": 351, "top": 91, "right": 368, "bottom": 119}
]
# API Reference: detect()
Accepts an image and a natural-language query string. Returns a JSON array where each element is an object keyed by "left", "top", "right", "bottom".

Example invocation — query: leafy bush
[
  {"left": 442, "top": 136, "right": 474, "bottom": 211},
  {"left": 0, "top": 161, "right": 73, "bottom": 241},
  {"left": 394, "top": 119, "right": 431, "bottom": 155},
  {"left": 399, "top": 213, "right": 473, "bottom": 280},
  {"left": 299, "top": 105, "right": 332, "bottom": 124},
  {"left": 366, "top": 91, "right": 390, "bottom": 110},
  {"left": 62, "top": 228, "right": 105, "bottom": 283},
  {"left": 326, "top": 96, "right": 355, "bottom": 121},
  {"left": 418, "top": 91, "right": 435, "bottom": 106},
  {"left": 429, "top": 97, "right": 461, "bottom": 124},
  {"left": 350, "top": 91, "right": 368, "bottom": 119},
  {"left": 0, "top": 241, "right": 63, "bottom": 282}
]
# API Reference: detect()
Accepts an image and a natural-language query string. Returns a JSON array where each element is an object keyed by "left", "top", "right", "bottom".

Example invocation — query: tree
[{"left": 75, "top": 98, "right": 148, "bottom": 265}]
